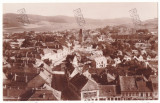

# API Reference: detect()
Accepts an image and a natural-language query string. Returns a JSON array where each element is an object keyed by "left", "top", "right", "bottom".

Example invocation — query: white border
[{"left": 0, "top": 0, "right": 159, "bottom": 103}]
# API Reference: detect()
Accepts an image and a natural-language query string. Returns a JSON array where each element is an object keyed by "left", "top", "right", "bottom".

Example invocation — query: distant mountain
[{"left": 3, "top": 13, "right": 158, "bottom": 33}]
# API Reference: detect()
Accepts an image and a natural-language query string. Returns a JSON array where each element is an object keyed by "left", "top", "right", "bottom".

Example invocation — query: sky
[{"left": 3, "top": 2, "right": 158, "bottom": 20}]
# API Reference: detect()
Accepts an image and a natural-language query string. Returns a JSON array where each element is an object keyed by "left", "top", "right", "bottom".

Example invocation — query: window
[
  {"left": 99, "top": 98, "right": 105, "bottom": 100},
  {"left": 129, "top": 93, "right": 131, "bottom": 96},
  {"left": 141, "top": 93, "right": 143, "bottom": 97},
  {"left": 136, "top": 93, "right": 138, "bottom": 96},
  {"left": 146, "top": 93, "right": 148, "bottom": 97},
  {"left": 150, "top": 93, "right": 152, "bottom": 96}
]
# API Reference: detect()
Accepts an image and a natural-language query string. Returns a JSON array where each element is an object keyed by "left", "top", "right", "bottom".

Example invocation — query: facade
[
  {"left": 119, "top": 76, "right": 153, "bottom": 100},
  {"left": 99, "top": 85, "right": 120, "bottom": 100},
  {"left": 68, "top": 73, "right": 99, "bottom": 101},
  {"left": 94, "top": 56, "right": 107, "bottom": 68}
]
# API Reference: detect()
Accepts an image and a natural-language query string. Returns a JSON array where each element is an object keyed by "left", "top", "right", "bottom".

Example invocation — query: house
[
  {"left": 148, "top": 75, "right": 158, "bottom": 100},
  {"left": 68, "top": 73, "right": 99, "bottom": 100},
  {"left": 132, "top": 50, "right": 139, "bottom": 55},
  {"left": 94, "top": 56, "right": 107, "bottom": 68},
  {"left": 135, "top": 43, "right": 151, "bottom": 49},
  {"left": 51, "top": 74, "right": 68, "bottom": 92},
  {"left": 3, "top": 88, "right": 25, "bottom": 101},
  {"left": 28, "top": 89, "right": 57, "bottom": 101},
  {"left": 138, "top": 55, "right": 144, "bottom": 62},
  {"left": 123, "top": 55, "right": 131, "bottom": 61},
  {"left": 99, "top": 85, "right": 120, "bottom": 100},
  {"left": 43, "top": 83, "right": 61, "bottom": 100},
  {"left": 119, "top": 76, "right": 152, "bottom": 100},
  {"left": 141, "top": 49, "right": 147, "bottom": 55},
  {"left": 112, "top": 57, "right": 121, "bottom": 67},
  {"left": 117, "top": 50, "right": 123, "bottom": 56},
  {"left": 97, "top": 35, "right": 107, "bottom": 42},
  {"left": 27, "top": 74, "right": 47, "bottom": 88},
  {"left": 147, "top": 55, "right": 158, "bottom": 62}
]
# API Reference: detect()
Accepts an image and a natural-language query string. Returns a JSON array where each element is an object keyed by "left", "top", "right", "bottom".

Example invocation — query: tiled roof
[
  {"left": 119, "top": 76, "right": 152, "bottom": 92},
  {"left": 70, "top": 73, "right": 88, "bottom": 90},
  {"left": 70, "top": 73, "right": 99, "bottom": 91},
  {"left": 89, "top": 68, "right": 105, "bottom": 75},
  {"left": 99, "top": 85, "right": 117, "bottom": 96},
  {"left": 149, "top": 75, "right": 158, "bottom": 84},
  {"left": 81, "top": 79, "right": 99, "bottom": 91},
  {"left": 136, "top": 81, "right": 152, "bottom": 92},
  {"left": 27, "top": 75, "right": 46, "bottom": 88},
  {"left": 3, "top": 88, "right": 25, "bottom": 97},
  {"left": 28, "top": 90, "right": 57, "bottom": 101},
  {"left": 51, "top": 74, "right": 67, "bottom": 91}
]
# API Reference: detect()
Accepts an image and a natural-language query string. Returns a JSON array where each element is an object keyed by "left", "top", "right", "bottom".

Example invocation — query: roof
[
  {"left": 3, "top": 88, "right": 25, "bottom": 97},
  {"left": 70, "top": 73, "right": 99, "bottom": 91},
  {"left": 149, "top": 75, "right": 158, "bottom": 92},
  {"left": 52, "top": 63, "right": 65, "bottom": 71},
  {"left": 99, "top": 85, "right": 117, "bottom": 97},
  {"left": 51, "top": 74, "right": 67, "bottom": 91},
  {"left": 27, "top": 75, "right": 46, "bottom": 88},
  {"left": 81, "top": 79, "right": 99, "bottom": 91},
  {"left": 28, "top": 90, "right": 57, "bottom": 101},
  {"left": 69, "top": 73, "right": 88, "bottom": 90},
  {"left": 120, "top": 76, "right": 137, "bottom": 92},
  {"left": 149, "top": 75, "right": 158, "bottom": 84},
  {"left": 136, "top": 81, "right": 152, "bottom": 92},
  {"left": 89, "top": 68, "right": 105, "bottom": 75},
  {"left": 119, "top": 76, "right": 152, "bottom": 92}
]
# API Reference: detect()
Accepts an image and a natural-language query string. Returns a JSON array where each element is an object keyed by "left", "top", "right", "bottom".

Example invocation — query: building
[
  {"left": 119, "top": 76, "right": 152, "bottom": 100},
  {"left": 68, "top": 73, "right": 99, "bottom": 100},
  {"left": 94, "top": 56, "right": 107, "bottom": 68},
  {"left": 99, "top": 85, "right": 120, "bottom": 100},
  {"left": 148, "top": 75, "right": 158, "bottom": 100}
]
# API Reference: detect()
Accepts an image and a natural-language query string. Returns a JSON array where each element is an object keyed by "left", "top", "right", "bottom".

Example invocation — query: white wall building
[{"left": 94, "top": 56, "right": 107, "bottom": 68}]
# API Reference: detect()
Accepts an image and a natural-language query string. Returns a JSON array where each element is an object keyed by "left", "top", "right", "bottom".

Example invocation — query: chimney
[
  {"left": 43, "top": 93, "right": 46, "bottom": 99},
  {"left": 125, "top": 72, "right": 128, "bottom": 77},
  {"left": 14, "top": 74, "right": 17, "bottom": 81},
  {"left": 25, "top": 75, "right": 28, "bottom": 83}
]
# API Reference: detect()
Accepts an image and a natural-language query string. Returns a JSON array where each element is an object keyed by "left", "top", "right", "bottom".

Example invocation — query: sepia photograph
[{"left": 2, "top": 2, "right": 158, "bottom": 101}]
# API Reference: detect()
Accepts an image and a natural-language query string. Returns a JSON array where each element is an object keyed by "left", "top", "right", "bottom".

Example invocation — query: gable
[{"left": 81, "top": 79, "right": 99, "bottom": 91}]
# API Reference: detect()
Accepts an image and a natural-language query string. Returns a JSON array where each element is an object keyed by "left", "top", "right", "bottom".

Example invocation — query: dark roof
[
  {"left": 62, "top": 87, "right": 80, "bottom": 100},
  {"left": 89, "top": 68, "right": 105, "bottom": 75},
  {"left": 136, "top": 81, "right": 152, "bottom": 92},
  {"left": 69, "top": 73, "right": 88, "bottom": 90},
  {"left": 149, "top": 75, "right": 158, "bottom": 92},
  {"left": 35, "top": 41, "right": 43, "bottom": 47},
  {"left": 27, "top": 75, "right": 46, "bottom": 88},
  {"left": 99, "top": 85, "right": 117, "bottom": 97},
  {"left": 52, "top": 63, "right": 65, "bottom": 71},
  {"left": 3, "top": 88, "right": 25, "bottom": 97},
  {"left": 28, "top": 90, "right": 57, "bottom": 101},
  {"left": 51, "top": 74, "right": 67, "bottom": 91},
  {"left": 119, "top": 76, "right": 152, "bottom": 92}
]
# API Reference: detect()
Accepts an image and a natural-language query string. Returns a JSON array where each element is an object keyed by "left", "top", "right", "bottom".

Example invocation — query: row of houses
[{"left": 67, "top": 73, "right": 158, "bottom": 100}]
